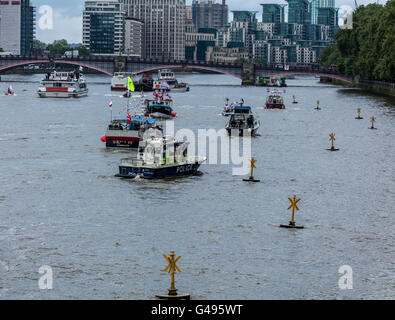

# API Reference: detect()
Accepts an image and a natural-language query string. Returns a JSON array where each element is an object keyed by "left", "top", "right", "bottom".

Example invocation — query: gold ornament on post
[
  {"left": 280, "top": 195, "right": 304, "bottom": 229},
  {"left": 243, "top": 157, "right": 260, "bottom": 182},
  {"left": 156, "top": 252, "right": 190, "bottom": 300},
  {"left": 327, "top": 133, "right": 339, "bottom": 151}
]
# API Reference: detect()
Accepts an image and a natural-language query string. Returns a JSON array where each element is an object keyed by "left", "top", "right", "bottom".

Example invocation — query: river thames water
[{"left": 0, "top": 73, "right": 394, "bottom": 300}]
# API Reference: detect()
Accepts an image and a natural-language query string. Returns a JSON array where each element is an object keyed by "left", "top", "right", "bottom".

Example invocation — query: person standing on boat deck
[{"left": 247, "top": 116, "right": 253, "bottom": 128}]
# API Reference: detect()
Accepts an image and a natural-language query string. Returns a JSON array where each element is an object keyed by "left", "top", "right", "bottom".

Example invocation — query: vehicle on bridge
[
  {"left": 37, "top": 71, "right": 88, "bottom": 98},
  {"left": 264, "top": 90, "right": 285, "bottom": 109}
]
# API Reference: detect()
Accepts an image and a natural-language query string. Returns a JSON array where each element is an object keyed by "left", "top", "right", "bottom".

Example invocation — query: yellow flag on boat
[{"left": 127, "top": 77, "right": 135, "bottom": 92}]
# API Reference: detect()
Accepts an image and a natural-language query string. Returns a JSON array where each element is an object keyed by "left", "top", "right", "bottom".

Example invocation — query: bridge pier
[
  {"left": 114, "top": 56, "right": 127, "bottom": 73},
  {"left": 241, "top": 63, "right": 256, "bottom": 86}
]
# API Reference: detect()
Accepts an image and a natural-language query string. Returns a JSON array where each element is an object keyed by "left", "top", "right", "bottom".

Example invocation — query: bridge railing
[{"left": 0, "top": 55, "right": 357, "bottom": 79}]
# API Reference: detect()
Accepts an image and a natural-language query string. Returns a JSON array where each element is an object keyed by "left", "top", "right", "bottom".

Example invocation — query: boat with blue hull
[
  {"left": 144, "top": 92, "right": 177, "bottom": 119},
  {"left": 115, "top": 136, "right": 206, "bottom": 179},
  {"left": 102, "top": 116, "right": 162, "bottom": 149}
]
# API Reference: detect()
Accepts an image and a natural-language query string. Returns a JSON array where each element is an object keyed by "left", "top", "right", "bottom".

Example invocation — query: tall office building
[
  {"left": 0, "top": 0, "right": 35, "bottom": 55},
  {"left": 123, "top": 0, "right": 186, "bottom": 60},
  {"left": 124, "top": 17, "right": 143, "bottom": 57},
  {"left": 192, "top": 0, "right": 228, "bottom": 31},
  {"left": 317, "top": 7, "right": 337, "bottom": 26},
  {"left": 310, "top": 0, "right": 335, "bottom": 24},
  {"left": 261, "top": 4, "right": 285, "bottom": 24},
  {"left": 286, "top": 0, "right": 311, "bottom": 24},
  {"left": 83, "top": 0, "right": 125, "bottom": 55}
]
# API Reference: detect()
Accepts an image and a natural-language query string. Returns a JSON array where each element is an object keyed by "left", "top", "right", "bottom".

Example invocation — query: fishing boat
[
  {"left": 158, "top": 69, "right": 178, "bottom": 88},
  {"left": 37, "top": 71, "right": 88, "bottom": 98},
  {"left": 225, "top": 106, "right": 260, "bottom": 137},
  {"left": 144, "top": 91, "right": 177, "bottom": 119},
  {"left": 171, "top": 82, "right": 190, "bottom": 93},
  {"left": 135, "top": 73, "right": 154, "bottom": 92},
  {"left": 152, "top": 80, "right": 171, "bottom": 92},
  {"left": 115, "top": 136, "right": 206, "bottom": 179},
  {"left": 101, "top": 116, "right": 162, "bottom": 149},
  {"left": 222, "top": 98, "right": 251, "bottom": 116},
  {"left": 257, "top": 76, "right": 287, "bottom": 87},
  {"left": 264, "top": 90, "right": 285, "bottom": 109},
  {"left": 111, "top": 72, "right": 134, "bottom": 91}
]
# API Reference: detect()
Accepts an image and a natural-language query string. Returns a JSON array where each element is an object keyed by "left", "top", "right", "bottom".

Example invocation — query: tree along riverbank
[{"left": 320, "top": 77, "right": 395, "bottom": 97}]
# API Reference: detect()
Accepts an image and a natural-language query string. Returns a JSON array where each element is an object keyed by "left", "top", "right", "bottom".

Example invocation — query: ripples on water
[{"left": 0, "top": 74, "right": 394, "bottom": 299}]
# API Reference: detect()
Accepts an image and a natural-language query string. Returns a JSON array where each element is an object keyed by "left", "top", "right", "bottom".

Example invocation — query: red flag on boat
[{"left": 109, "top": 101, "right": 113, "bottom": 108}]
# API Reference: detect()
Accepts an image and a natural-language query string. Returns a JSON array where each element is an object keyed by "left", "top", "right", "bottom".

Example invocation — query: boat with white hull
[
  {"left": 38, "top": 71, "right": 88, "bottom": 98},
  {"left": 111, "top": 72, "right": 134, "bottom": 91}
]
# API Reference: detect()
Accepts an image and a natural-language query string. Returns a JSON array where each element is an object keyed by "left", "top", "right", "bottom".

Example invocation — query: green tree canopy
[
  {"left": 74, "top": 44, "right": 91, "bottom": 56},
  {"left": 47, "top": 39, "right": 70, "bottom": 55},
  {"left": 319, "top": 0, "right": 395, "bottom": 81},
  {"left": 33, "top": 39, "right": 47, "bottom": 49}
]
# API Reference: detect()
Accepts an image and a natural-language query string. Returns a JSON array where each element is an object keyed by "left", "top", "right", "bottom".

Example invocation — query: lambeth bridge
[{"left": 0, "top": 55, "right": 354, "bottom": 85}]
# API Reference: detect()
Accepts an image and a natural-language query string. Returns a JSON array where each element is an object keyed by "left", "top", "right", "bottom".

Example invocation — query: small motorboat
[
  {"left": 101, "top": 116, "right": 162, "bottom": 149},
  {"left": 115, "top": 136, "right": 206, "bottom": 179},
  {"left": 144, "top": 91, "right": 176, "bottom": 119},
  {"left": 222, "top": 98, "right": 250, "bottom": 116},
  {"left": 225, "top": 109, "right": 260, "bottom": 137},
  {"left": 152, "top": 81, "right": 171, "bottom": 92},
  {"left": 171, "top": 82, "right": 190, "bottom": 93},
  {"left": 265, "top": 90, "right": 285, "bottom": 109}
]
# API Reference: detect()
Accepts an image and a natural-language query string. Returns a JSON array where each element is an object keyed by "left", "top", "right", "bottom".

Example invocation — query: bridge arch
[
  {"left": 259, "top": 72, "right": 354, "bottom": 84},
  {"left": 0, "top": 60, "right": 113, "bottom": 76},
  {"left": 135, "top": 65, "right": 242, "bottom": 79}
]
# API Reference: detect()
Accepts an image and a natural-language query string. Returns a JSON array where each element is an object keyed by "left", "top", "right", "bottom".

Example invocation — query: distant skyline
[{"left": 33, "top": 0, "right": 387, "bottom": 43}]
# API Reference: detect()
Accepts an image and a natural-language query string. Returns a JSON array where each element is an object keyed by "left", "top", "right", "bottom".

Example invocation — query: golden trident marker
[
  {"left": 355, "top": 108, "right": 363, "bottom": 119},
  {"left": 327, "top": 133, "right": 339, "bottom": 151},
  {"left": 369, "top": 116, "right": 377, "bottom": 130},
  {"left": 315, "top": 100, "right": 321, "bottom": 110},
  {"left": 156, "top": 252, "right": 190, "bottom": 300},
  {"left": 280, "top": 195, "right": 304, "bottom": 229},
  {"left": 243, "top": 157, "right": 260, "bottom": 182}
]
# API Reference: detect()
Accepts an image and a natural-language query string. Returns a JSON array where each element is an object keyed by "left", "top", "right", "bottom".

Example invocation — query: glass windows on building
[{"left": 90, "top": 13, "right": 115, "bottom": 54}]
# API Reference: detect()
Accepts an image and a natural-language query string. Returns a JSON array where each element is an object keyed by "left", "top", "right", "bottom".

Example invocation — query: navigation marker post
[
  {"left": 355, "top": 108, "right": 363, "bottom": 120},
  {"left": 243, "top": 158, "right": 260, "bottom": 183},
  {"left": 280, "top": 195, "right": 304, "bottom": 229},
  {"left": 315, "top": 100, "right": 321, "bottom": 110},
  {"left": 327, "top": 133, "right": 339, "bottom": 151},
  {"left": 369, "top": 116, "right": 377, "bottom": 130},
  {"left": 156, "top": 252, "right": 190, "bottom": 300}
]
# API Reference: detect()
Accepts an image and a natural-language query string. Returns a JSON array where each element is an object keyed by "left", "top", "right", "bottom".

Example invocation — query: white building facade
[{"left": 122, "top": 0, "right": 186, "bottom": 60}]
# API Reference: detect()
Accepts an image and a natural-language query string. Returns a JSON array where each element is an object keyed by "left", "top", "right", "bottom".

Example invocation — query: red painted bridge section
[
  {"left": 0, "top": 60, "right": 113, "bottom": 76},
  {"left": 0, "top": 58, "right": 354, "bottom": 83}
]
